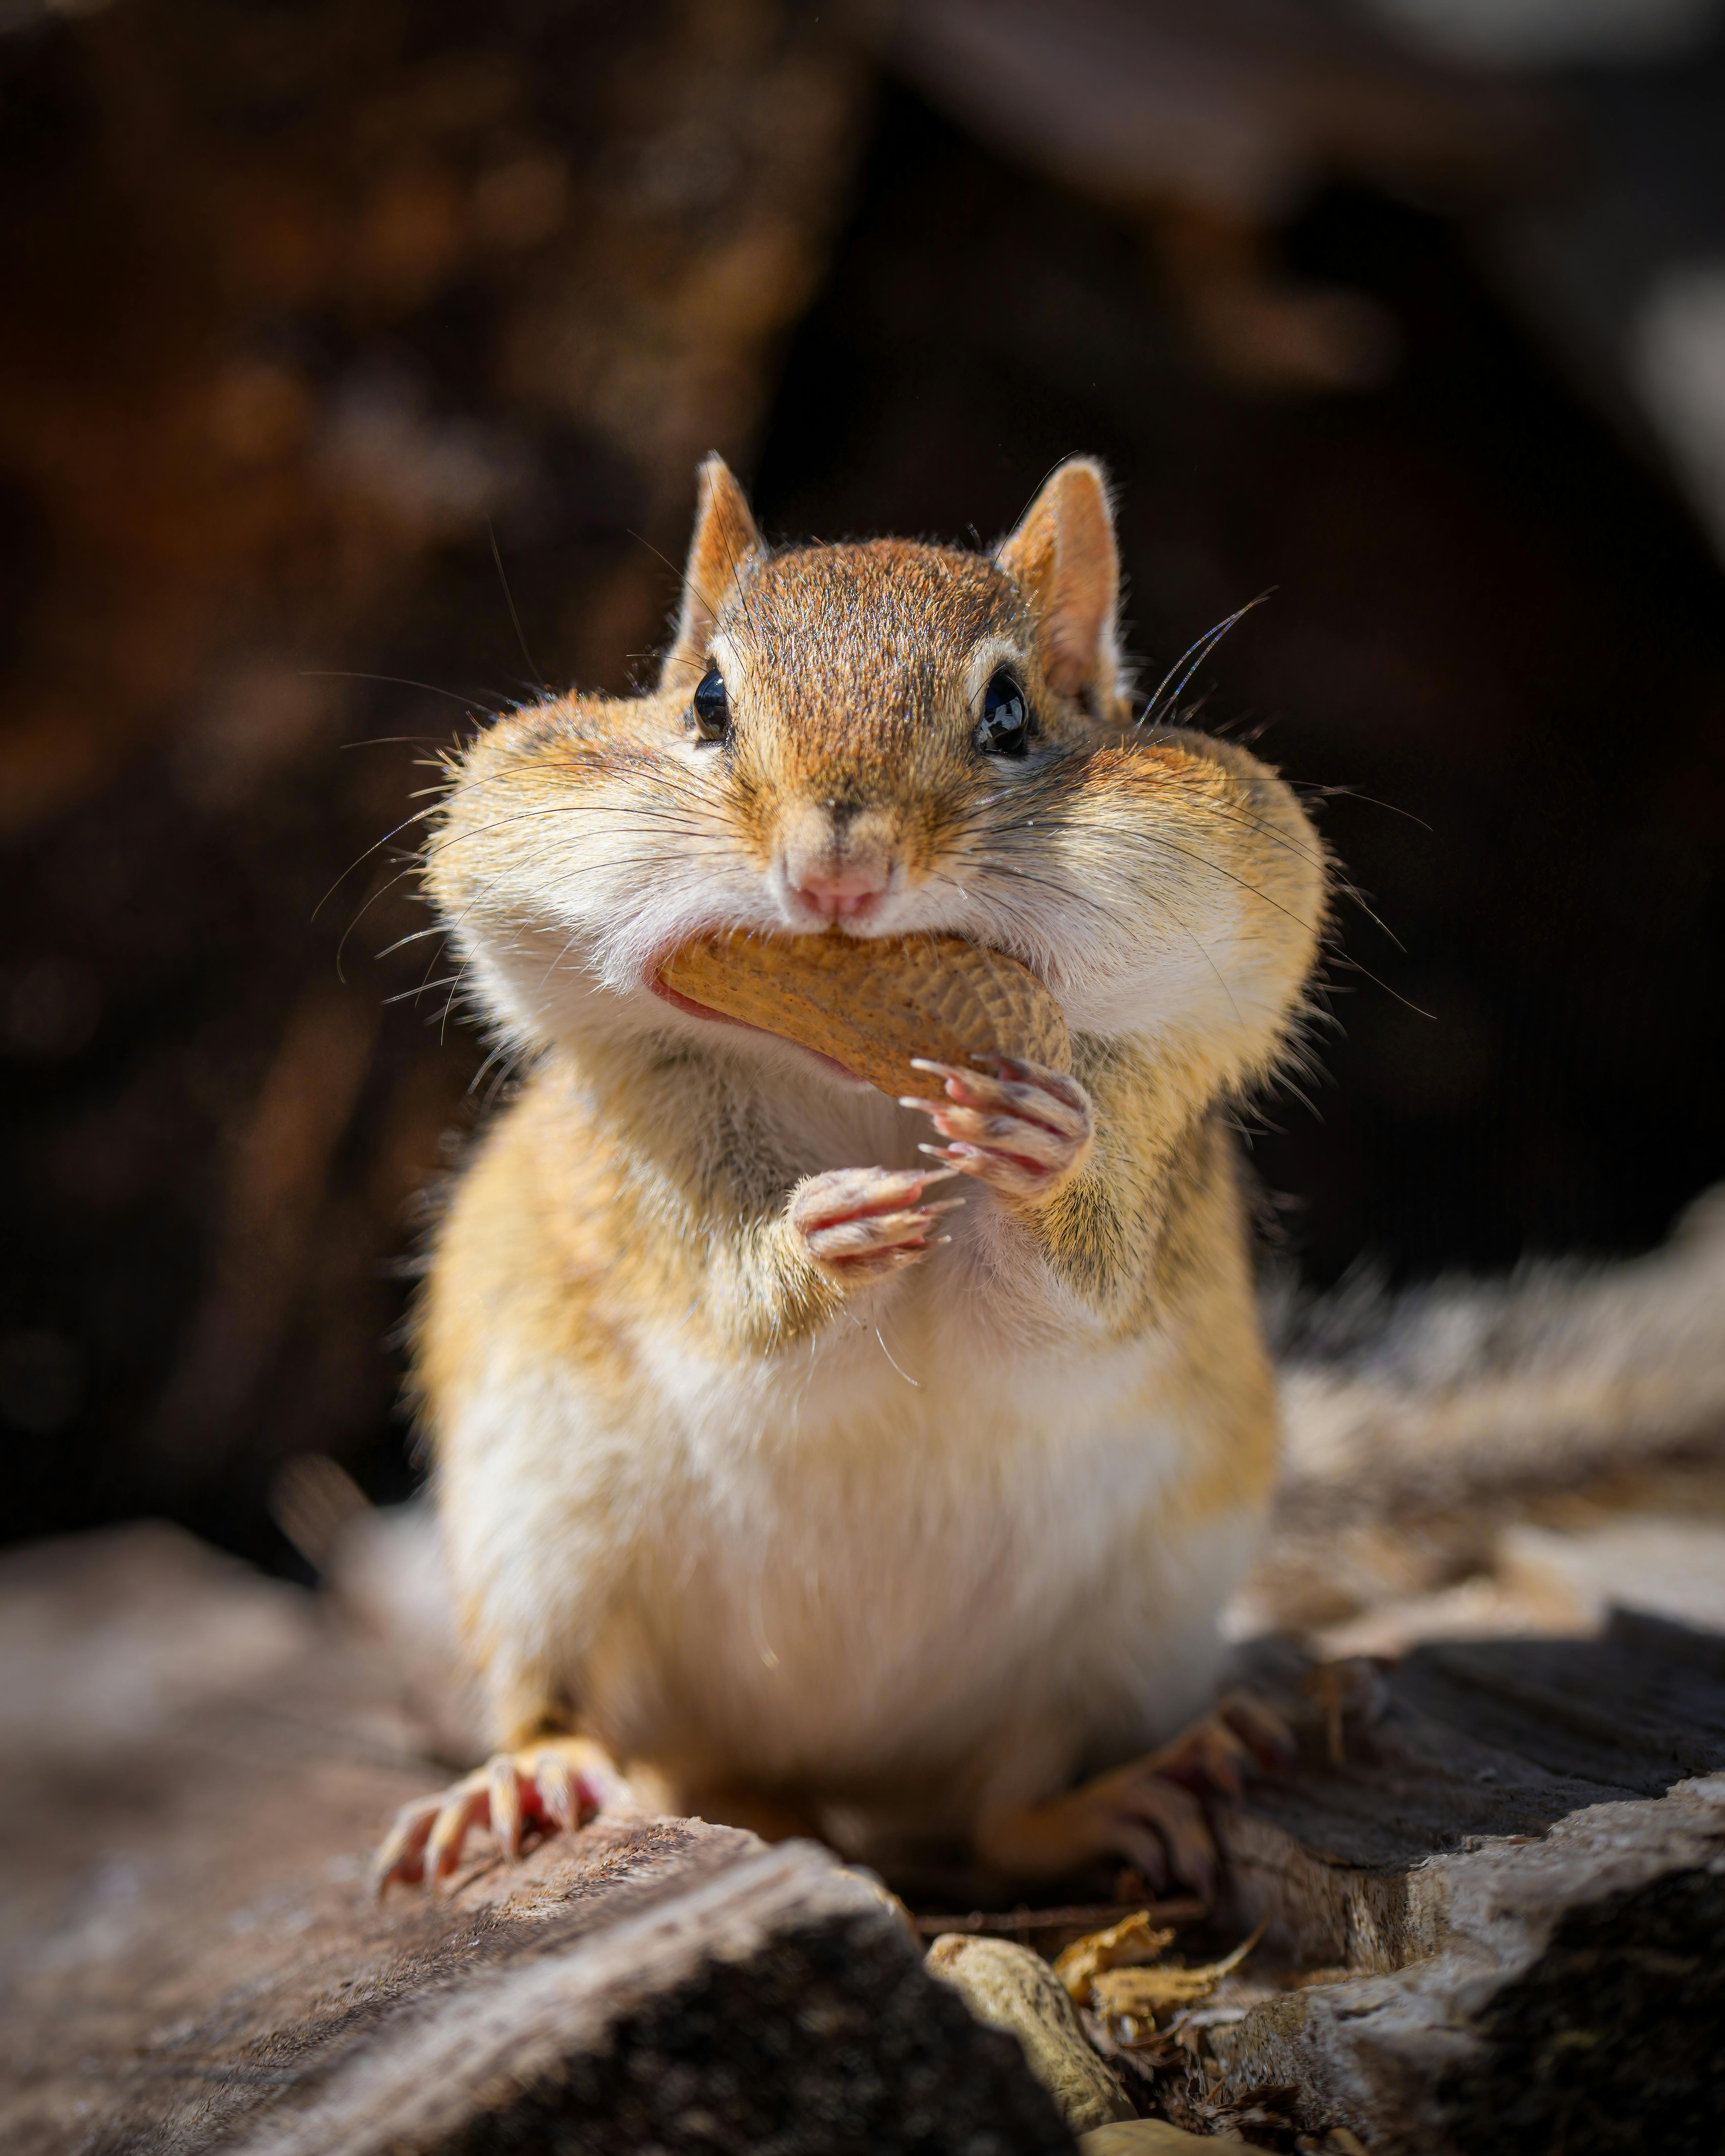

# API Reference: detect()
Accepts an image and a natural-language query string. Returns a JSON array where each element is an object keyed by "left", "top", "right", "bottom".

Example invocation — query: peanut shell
[{"left": 658, "top": 931, "right": 1069, "bottom": 1101}]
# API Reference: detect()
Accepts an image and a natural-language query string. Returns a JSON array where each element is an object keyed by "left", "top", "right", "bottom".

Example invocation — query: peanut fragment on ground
[
  {"left": 1079, "top": 2125, "right": 1221, "bottom": 2154},
  {"left": 926, "top": 1933, "right": 1136, "bottom": 2136}
]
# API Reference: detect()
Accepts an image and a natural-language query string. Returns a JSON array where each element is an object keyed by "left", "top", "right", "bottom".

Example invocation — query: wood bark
[
  {"left": 6, "top": 1525, "right": 1725, "bottom": 2153},
  {"left": 0, "top": 1525, "right": 1070, "bottom": 2156},
  {"left": 1202, "top": 1618, "right": 1725, "bottom": 2152}
]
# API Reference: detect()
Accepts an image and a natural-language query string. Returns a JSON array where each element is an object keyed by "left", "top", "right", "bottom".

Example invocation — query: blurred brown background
[{"left": 3, "top": 0, "right": 1723, "bottom": 1570}]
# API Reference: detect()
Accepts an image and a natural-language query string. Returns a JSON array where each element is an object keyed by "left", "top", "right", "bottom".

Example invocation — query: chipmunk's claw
[
  {"left": 789, "top": 1163, "right": 964, "bottom": 1285},
  {"left": 1148, "top": 1691, "right": 1298, "bottom": 1794},
  {"left": 977, "top": 1759, "right": 1218, "bottom": 1899},
  {"left": 973, "top": 1693, "right": 1295, "bottom": 1898},
  {"left": 373, "top": 1738, "right": 631, "bottom": 1897},
  {"left": 903, "top": 1055, "right": 1093, "bottom": 1205}
]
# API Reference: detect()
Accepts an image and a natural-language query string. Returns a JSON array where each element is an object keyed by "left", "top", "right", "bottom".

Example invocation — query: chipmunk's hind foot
[
  {"left": 1147, "top": 1689, "right": 1296, "bottom": 1797},
  {"left": 373, "top": 1736, "right": 632, "bottom": 1895},
  {"left": 975, "top": 1762, "right": 1217, "bottom": 1898},
  {"left": 973, "top": 1693, "right": 1295, "bottom": 1899}
]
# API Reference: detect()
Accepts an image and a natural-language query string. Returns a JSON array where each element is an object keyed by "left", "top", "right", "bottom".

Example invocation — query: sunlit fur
[{"left": 415, "top": 456, "right": 1327, "bottom": 1863}]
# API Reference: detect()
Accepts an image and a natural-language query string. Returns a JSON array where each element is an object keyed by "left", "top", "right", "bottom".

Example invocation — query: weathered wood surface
[
  {"left": 7, "top": 1523, "right": 1725, "bottom": 2154},
  {"left": 1205, "top": 1618, "right": 1725, "bottom": 2152},
  {"left": 205, "top": 1834, "right": 1074, "bottom": 2156},
  {"left": 0, "top": 1526, "right": 1071, "bottom": 2156}
]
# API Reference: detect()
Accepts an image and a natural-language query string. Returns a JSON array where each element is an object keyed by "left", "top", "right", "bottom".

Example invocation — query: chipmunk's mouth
[{"left": 647, "top": 972, "right": 866, "bottom": 1085}]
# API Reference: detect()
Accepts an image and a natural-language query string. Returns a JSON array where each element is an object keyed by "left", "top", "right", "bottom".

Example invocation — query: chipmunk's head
[
  {"left": 430, "top": 455, "right": 1322, "bottom": 1082},
  {"left": 658, "top": 456, "right": 1131, "bottom": 938}
]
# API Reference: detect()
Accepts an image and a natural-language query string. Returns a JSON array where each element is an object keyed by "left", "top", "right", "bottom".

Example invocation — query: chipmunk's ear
[
  {"left": 662, "top": 454, "right": 765, "bottom": 690},
  {"left": 996, "top": 458, "right": 1122, "bottom": 712}
]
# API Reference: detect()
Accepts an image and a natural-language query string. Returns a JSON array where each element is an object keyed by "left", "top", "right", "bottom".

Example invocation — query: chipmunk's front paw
[
  {"left": 789, "top": 1165, "right": 965, "bottom": 1287},
  {"left": 373, "top": 1737, "right": 633, "bottom": 1896},
  {"left": 903, "top": 1054, "right": 1093, "bottom": 1206}
]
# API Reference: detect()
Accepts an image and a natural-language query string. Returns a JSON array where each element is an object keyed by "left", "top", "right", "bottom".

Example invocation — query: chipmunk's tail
[{"left": 1243, "top": 1189, "right": 1725, "bottom": 1651}]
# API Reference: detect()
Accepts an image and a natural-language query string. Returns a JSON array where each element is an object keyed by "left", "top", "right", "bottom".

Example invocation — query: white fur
[
  {"left": 440, "top": 1224, "right": 1261, "bottom": 1827},
  {"left": 445, "top": 751, "right": 1312, "bottom": 1121}
]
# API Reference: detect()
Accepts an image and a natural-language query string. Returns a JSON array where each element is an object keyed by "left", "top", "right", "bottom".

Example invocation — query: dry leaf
[
  {"left": 1053, "top": 1911, "right": 1177, "bottom": 2004},
  {"left": 1090, "top": 1926, "right": 1264, "bottom": 2031}
]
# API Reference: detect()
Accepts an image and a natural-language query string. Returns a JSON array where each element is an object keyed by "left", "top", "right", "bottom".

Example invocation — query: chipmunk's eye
[
  {"left": 976, "top": 670, "right": 1032, "bottom": 758},
  {"left": 691, "top": 666, "right": 730, "bottom": 743}
]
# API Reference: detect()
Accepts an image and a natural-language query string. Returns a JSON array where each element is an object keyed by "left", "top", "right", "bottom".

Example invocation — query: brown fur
[{"left": 385, "top": 455, "right": 1327, "bottom": 1890}]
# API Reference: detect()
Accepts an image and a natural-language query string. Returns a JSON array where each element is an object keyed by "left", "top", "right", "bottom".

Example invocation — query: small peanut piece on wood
[
  {"left": 926, "top": 1933, "right": 1135, "bottom": 2136},
  {"left": 1079, "top": 2125, "right": 1219, "bottom": 2154}
]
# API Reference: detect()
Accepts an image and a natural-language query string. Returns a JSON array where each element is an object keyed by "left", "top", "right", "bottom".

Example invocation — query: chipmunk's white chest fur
[{"left": 442, "top": 1229, "right": 1264, "bottom": 1823}]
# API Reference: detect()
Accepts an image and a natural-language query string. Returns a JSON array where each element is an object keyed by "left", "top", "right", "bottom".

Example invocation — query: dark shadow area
[
  {"left": 753, "top": 83, "right": 1725, "bottom": 1285},
  {"left": 2, "top": 34, "right": 1723, "bottom": 1564},
  {"left": 1448, "top": 1861, "right": 1725, "bottom": 2155}
]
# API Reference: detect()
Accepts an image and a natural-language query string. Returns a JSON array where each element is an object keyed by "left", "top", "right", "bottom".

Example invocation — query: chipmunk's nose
[
  {"left": 780, "top": 804, "right": 892, "bottom": 924},
  {"left": 785, "top": 856, "right": 889, "bottom": 922}
]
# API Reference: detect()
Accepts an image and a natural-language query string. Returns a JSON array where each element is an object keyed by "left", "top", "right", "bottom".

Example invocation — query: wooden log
[
  {"left": 212, "top": 1831, "right": 1078, "bottom": 2156},
  {"left": 12, "top": 1523, "right": 1725, "bottom": 2154},
  {"left": 0, "top": 1525, "right": 1075, "bottom": 2155},
  {"left": 42, "top": 1819, "right": 1080, "bottom": 2156},
  {"left": 1202, "top": 1615, "right": 1725, "bottom": 2153}
]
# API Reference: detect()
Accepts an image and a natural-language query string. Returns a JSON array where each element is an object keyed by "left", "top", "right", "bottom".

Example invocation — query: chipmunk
[{"left": 375, "top": 455, "right": 1326, "bottom": 1895}]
